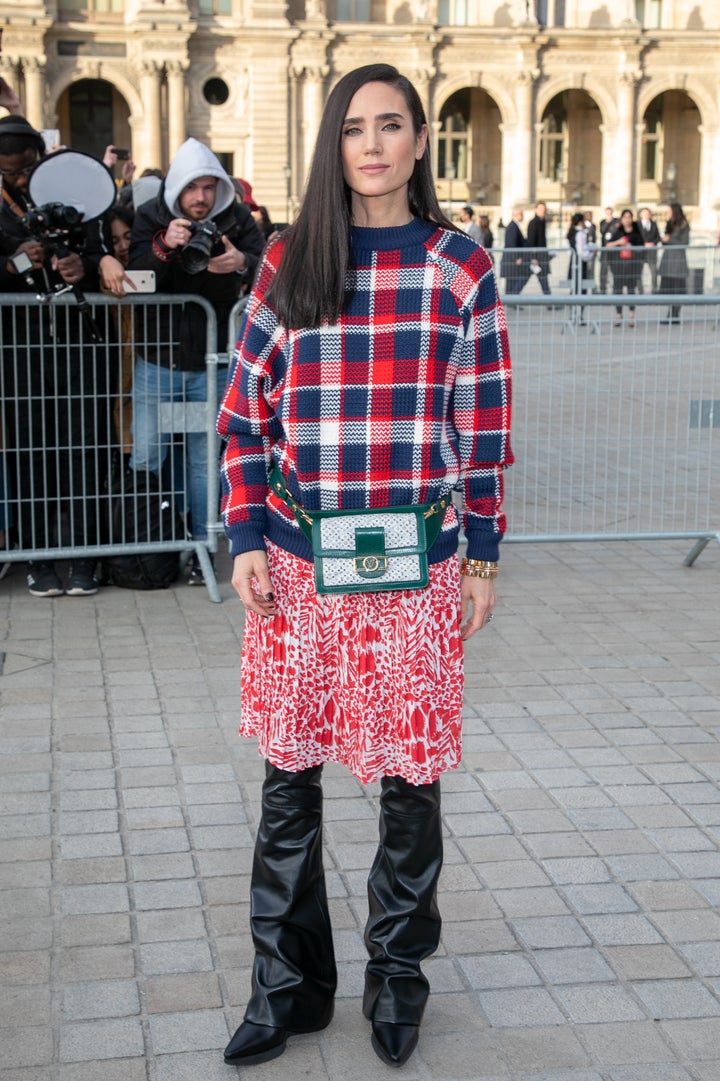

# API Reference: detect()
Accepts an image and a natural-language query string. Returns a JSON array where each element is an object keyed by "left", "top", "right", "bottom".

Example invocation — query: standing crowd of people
[
  {"left": 0, "top": 102, "right": 275, "bottom": 595},
  {"left": 473, "top": 199, "right": 692, "bottom": 324}
]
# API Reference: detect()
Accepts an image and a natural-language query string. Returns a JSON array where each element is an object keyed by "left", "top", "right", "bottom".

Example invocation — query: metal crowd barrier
[
  {"left": 502, "top": 294, "right": 720, "bottom": 564},
  {"left": 0, "top": 293, "right": 225, "bottom": 602},
  {"left": 491, "top": 244, "right": 720, "bottom": 300},
  {"left": 2, "top": 291, "right": 717, "bottom": 605}
]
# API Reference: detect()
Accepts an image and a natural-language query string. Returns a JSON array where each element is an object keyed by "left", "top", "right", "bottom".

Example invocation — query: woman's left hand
[{"left": 460, "top": 575, "right": 496, "bottom": 641}]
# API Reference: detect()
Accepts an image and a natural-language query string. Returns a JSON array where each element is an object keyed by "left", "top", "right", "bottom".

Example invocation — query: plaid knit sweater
[{"left": 218, "top": 217, "right": 513, "bottom": 564}]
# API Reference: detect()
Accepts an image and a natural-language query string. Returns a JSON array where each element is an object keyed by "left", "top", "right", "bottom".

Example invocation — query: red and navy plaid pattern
[{"left": 218, "top": 217, "right": 513, "bottom": 563}]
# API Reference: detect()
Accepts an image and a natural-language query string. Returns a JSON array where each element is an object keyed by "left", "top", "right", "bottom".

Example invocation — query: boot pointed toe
[
  {"left": 223, "top": 1020, "right": 287, "bottom": 1065},
  {"left": 371, "top": 1020, "right": 419, "bottom": 1067}
]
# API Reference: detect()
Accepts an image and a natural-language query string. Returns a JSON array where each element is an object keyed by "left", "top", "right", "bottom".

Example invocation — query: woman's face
[
  {"left": 621, "top": 211, "right": 633, "bottom": 230},
  {"left": 340, "top": 80, "right": 427, "bottom": 224},
  {"left": 111, "top": 218, "right": 132, "bottom": 266}
]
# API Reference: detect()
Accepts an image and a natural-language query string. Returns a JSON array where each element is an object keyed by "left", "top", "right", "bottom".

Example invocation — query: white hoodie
[{"left": 163, "top": 138, "right": 236, "bottom": 221}]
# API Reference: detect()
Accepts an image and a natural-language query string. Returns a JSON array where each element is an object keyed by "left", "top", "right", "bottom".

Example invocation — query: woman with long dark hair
[
  {"left": 659, "top": 202, "right": 690, "bottom": 324},
  {"left": 218, "top": 64, "right": 512, "bottom": 1069},
  {"left": 606, "top": 207, "right": 644, "bottom": 327}
]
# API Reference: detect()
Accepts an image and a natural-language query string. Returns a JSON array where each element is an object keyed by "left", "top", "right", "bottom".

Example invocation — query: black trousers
[{"left": 245, "top": 762, "right": 443, "bottom": 1028}]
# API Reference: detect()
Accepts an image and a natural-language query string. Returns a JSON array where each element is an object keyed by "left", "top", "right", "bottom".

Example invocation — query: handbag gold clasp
[{"left": 353, "top": 554, "right": 389, "bottom": 574}]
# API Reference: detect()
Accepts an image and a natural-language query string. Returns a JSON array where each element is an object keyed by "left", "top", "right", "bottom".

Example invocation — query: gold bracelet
[{"left": 460, "top": 558, "right": 498, "bottom": 579}]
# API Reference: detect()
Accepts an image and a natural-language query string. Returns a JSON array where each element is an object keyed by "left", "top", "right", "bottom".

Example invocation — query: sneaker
[
  {"left": 66, "top": 560, "right": 99, "bottom": 597},
  {"left": 27, "top": 561, "right": 64, "bottom": 597},
  {"left": 186, "top": 552, "right": 214, "bottom": 586}
]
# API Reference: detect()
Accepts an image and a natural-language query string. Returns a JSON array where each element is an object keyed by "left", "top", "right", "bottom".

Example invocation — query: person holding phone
[{"left": 217, "top": 63, "right": 512, "bottom": 1068}]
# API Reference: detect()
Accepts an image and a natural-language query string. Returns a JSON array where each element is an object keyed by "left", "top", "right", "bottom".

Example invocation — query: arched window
[
  {"left": 640, "top": 99, "right": 662, "bottom": 182},
  {"left": 538, "top": 97, "right": 567, "bottom": 182},
  {"left": 636, "top": 0, "right": 662, "bottom": 28},
  {"left": 438, "top": 89, "right": 469, "bottom": 180}
]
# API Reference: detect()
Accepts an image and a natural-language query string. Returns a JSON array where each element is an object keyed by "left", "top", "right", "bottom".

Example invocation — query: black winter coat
[{"left": 127, "top": 191, "right": 265, "bottom": 370}]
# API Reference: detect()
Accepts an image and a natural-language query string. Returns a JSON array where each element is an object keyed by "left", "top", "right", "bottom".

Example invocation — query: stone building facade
[{"left": 1, "top": 0, "right": 718, "bottom": 232}]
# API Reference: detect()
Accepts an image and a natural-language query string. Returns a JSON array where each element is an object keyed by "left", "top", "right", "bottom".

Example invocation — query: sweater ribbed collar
[{"left": 350, "top": 217, "right": 436, "bottom": 253}]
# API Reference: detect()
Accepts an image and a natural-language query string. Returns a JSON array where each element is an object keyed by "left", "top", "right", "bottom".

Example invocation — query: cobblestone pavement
[{"left": 1, "top": 538, "right": 719, "bottom": 1081}]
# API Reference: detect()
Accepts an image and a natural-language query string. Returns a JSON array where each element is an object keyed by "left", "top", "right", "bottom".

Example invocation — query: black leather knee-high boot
[
  {"left": 363, "top": 775, "right": 442, "bottom": 1064},
  {"left": 244, "top": 761, "right": 337, "bottom": 1029}
]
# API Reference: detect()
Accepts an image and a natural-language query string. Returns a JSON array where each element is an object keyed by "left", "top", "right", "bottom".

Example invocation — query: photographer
[
  {"left": 0, "top": 115, "right": 108, "bottom": 597},
  {"left": 127, "top": 137, "right": 264, "bottom": 585}
]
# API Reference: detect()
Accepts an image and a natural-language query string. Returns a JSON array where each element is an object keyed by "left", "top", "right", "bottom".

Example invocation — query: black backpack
[{"left": 104, "top": 471, "right": 184, "bottom": 590}]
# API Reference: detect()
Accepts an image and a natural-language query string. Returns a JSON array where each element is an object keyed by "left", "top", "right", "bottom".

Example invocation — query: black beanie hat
[{"left": 0, "top": 115, "right": 46, "bottom": 155}]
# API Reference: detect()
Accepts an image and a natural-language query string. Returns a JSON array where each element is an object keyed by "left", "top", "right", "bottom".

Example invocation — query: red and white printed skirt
[{"left": 239, "top": 541, "right": 465, "bottom": 786}]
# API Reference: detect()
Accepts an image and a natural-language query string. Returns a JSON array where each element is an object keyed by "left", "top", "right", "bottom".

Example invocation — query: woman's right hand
[{"left": 232, "top": 550, "right": 276, "bottom": 617}]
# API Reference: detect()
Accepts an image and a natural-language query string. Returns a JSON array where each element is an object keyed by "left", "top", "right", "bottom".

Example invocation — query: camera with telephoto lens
[
  {"left": 20, "top": 202, "right": 84, "bottom": 259},
  {"left": 179, "top": 219, "right": 221, "bottom": 274}
]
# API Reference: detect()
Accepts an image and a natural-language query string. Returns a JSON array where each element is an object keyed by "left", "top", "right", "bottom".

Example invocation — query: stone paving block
[
  {"left": 139, "top": 938, "right": 213, "bottom": 976},
  {"left": 494, "top": 886, "right": 571, "bottom": 918},
  {"left": 478, "top": 987, "right": 566, "bottom": 1027},
  {"left": 526, "top": 832, "right": 595, "bottom": 859},
  {"left": 126, "top": 828, "right": 190, "bottom": 855},
  {"left": 122, "top": 786, "right": 183, "bottom": 808},
  {"left": 58, "top": 945, "right": 135, "bottom": 983},
  {"left": 144, "top": 972, "right": 223, "bottom": 1015},
  {"left": 62, "top": 979, "right": 140, "bottom": 1020},
  {"left": 566, "top": 808, "right": 638, "bottom": 832},
  {"left": 458, "top": 951, "right": 540, "bottom": 990},
  {"left": 60, "top": 884, "right": 130, "bottom": 916},
  {"left": 442, "top": 919, "right": 520, "bottom": 955},
  {"left": 134, "top": 908, "right": 211, "bottom": 942},
  {"left": 604, "top": 945, "right": 692, "bottom": 982},
  {"left": 532, "top": 947, "right": 616, "bottom": 985},
  {"left": 417, "top": 1028, "right": 510, "bottom": 1077},
  {"left": 0, "top": 917, "right": 52, "bottom": 951},
  {"left": 604, "top": 855, "right": 680, "bottom": 882},
  {"left": 0, "top": 951, "right": 51, "bottom": 986},
  {"left": 677, "top": 942, "right": 720, "bottom": 977},
  {"left": 632, "top": 977, "right": 720, "bottom": 1019},
  {"left": 561, "top": 883, "right": 638, "bottom": 915},
  {"left": 576, "top": 1020, "right": 678, "bottom": 1065},
  {"left": 649, "top": 908, "right": 720, "bottom": 943},
  {"left": 0, "top": 887, "right": 51, "bottom": 919},
  {"left": 628, "top": 880, "right": 709, "bottom": 911},
  {"left": 133, "top": 880, "right": 202, "bottom": 910},
  {"left": 58, "top": 830, "right": 126, "bottom": 859},
  {"left": 541, "top": 857, "right": 611, "bottom": 885},
  {"left": 553, "top": 984, "right": 647, "bottom": 1023},
  {"left": 0, "top": 985, "right": 51, "bottom": 1027},
  {"left": 125, "top": 806, "right": 185, "bottom": 829},
  {"left": 475, "top": 860, "right": 552, "bottom": 890},
  {"left": 581, "top": 914, "right": 664, "bottom": 946},
  {"left": 493, "top": 1025, "right": 591, "bottom": 1072},
  {"left": 1, "top": 1024, "right": 54, "bottom": 1068},
  {"left": 511, "top": 916, "right": 591, "bottom": 949},
  {"left": 59, "top": 1018, "right": 144, "bottom": 1061},
  {"left": 148, "top": 1009, "right": 230, "bottom": 1054},
  {"left": 659, "top": 1018, "right": 720, "bottom": 1059},
  {"left": 129, "top": 852, "right": 196, "bottom": 882},
  {"left": 607, "top": 1067, "right": 695, "bottom": 1081},
  {"left": 60, "top": 914, "right": 131, "bottom": 948}
]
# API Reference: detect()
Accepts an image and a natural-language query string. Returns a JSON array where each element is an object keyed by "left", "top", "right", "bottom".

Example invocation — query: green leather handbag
[{"left": 269, "top": 466, "right": 450, "bottom": 595}]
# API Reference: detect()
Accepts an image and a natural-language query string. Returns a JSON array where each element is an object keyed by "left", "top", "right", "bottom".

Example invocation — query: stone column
[
  {"left": 22, "top": 57, "right": 46, "bottom": 130},
  {"left": 697, "top": 124, "right": 720, "bottom": 229},
  {"left": 140, "top": 60, "right": 163, "bottom": 170},
  {"left": 166, "top": 61, "right": 188, "bottom": 159},
  {"left": 604, "top": 71, "right": 636, "bottom": 208},
  {"left": 301, "top": 66, "right": 327, "bottom": 178},
  {"left": 501, "top": 70, "right": 536, "bottom": 210}
]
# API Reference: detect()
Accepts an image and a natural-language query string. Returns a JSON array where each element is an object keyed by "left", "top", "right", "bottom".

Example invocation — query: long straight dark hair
[{"left": 269, "top": 63, "right": 455, "bottom": 330}]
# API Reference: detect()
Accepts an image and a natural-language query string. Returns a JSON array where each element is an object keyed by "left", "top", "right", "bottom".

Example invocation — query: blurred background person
[
  {"left": 658, "top": 203, "right": 690, "bottom": 325},
  {"left": 526, "top": 201, "right": 552, "bottom": 297},
  {"left": 638, "top": 206, "right": 661, "bottom": 293},
  {"left": 458, "top": 204, "right": 483, "bottom": 242},
  {"left": 606, "top": 208, "right": 643, "bottom": 328}
]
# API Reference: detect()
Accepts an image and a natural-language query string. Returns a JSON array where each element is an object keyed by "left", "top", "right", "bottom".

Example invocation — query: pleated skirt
[{"left": 239, "top": 541, "right": 464, "bottom": 786}]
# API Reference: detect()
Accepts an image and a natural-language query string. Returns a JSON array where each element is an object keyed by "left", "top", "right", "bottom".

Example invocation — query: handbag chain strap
[{"left": 268, "top": 465, "right": 450, "bottom": 547}]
